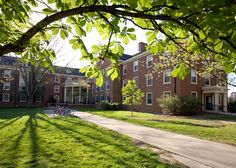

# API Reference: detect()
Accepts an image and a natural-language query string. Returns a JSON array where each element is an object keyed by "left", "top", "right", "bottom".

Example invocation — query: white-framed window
[
  {"left": 122, "top": 79, "right": 128, "bottom": 87},
  {"left": 163, "top": 69, "right": 171, "bottom": 84},
  {"left": 191, "top": 91, "right": 197, "bottom": 99},
  {"left": 146, "top": 55, "right": 153, "bottom": 68},
  {"left": 54, "top": 85, "right": 60, "bottom": 93},
  {"left": 191, "top": 69, "right": 197, "bottom": 84},
  {"left": 20, "top": 93, "right": 27, "bottom": 102},
  {"left": 54, "top": 95, "right": 59, "bottom": 103},
  {"left": 146, "top": 92, "right": 153, "bottom": 105},
  {"left": 54, "top": 75, "right": 60, "bottom": 83},
  {"left": 146, "top": 73, "right": 153, "bottom": 86},
  {"left": 96, "top": 86, "right": 100, "bottom": 92},
  {"left": 105, "top": 81, "right": 110, "bottom": 90},
  {"left": 205, "top": 75, "right": 210, "bottom": 86},
  {"left": 133, "top": 60, "right": 139, "bottom": 72},
  {"left": 3, "top": 93, "right": 10, "bottom": 102},
  {"left": 101, "top": 85, "right": 104, "bottom": 91},
  {"left": 163, "top": 91, "right": 171, "bottom": 98},
  {"left": 96, "top": 96, "right": 100, "bottom": 103},
  {"left": 101, "top": 95, "right": 105, "bottom": 101},
  {"left": 3, "top": 82, "right": 10, "bottom": 90},
  {"left": 4, "top": 70, "right": 12, "bottom": 78},
  {"left": 123, "top": 64, "right": 127, "bottom": 75}
]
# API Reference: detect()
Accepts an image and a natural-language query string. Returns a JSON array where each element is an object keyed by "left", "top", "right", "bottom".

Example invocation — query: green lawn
[
  {"left": 0, "top": 108, "right": 175, "bottom": 168},
  {"left": 85, "top": 110, "right": 236, "bottom": 146}
]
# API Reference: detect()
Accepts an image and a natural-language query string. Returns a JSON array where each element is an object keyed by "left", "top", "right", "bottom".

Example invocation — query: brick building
[
  {"left": 94, "top": 42, "right": 228, "bottom": 113},
  {"left": 0, "top": 56, "right": 92, "bottom": 107}
]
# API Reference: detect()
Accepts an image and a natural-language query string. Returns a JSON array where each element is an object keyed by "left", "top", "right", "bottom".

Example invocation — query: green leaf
[
  {"left": 60, "top": 29, "right": 69, "bottom": 40},
  {"left": 86, "top": 22, "right": 93, "bottom": 32},
  {"left": 171, "top": 63, "right": 189, "bottom": 80},
  {"left": 199, "top": 31, "right": 206, "bottom": 40},
  {"left": 42, "top": 8, "right": 55, "bottom": 15}
]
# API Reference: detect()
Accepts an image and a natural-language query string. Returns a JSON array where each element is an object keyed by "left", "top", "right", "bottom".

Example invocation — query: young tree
[
  {"left": 0, "top": 0, "right": 236, "bottom": 84},
  {"left": 122, "top": 80, "right": 144, "bottom": 117}
]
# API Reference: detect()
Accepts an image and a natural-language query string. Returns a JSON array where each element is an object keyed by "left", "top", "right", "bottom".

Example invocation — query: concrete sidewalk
[{"left": 73, "top": 111, "right": 236, "bottom": 168}]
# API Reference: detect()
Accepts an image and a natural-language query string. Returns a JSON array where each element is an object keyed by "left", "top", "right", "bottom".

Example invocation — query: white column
[
  {"left": 86, "top": 87, "right": 89, "bottom": 104},
  {"left": 223, "top": 93, "right": 228, "bottom": 112},
  {"left": 202, "top": 92, "right": 205, "bottom": 111},
  {"left": 71, "top": 87, "right": 74, "bottom": 104},
  {"left": 64, "top": 86, "right": 67, "bottom": 103},
  {"left": 79, "top": 87, "right": 81, "bottom": 103},
  {"left": 214, "top": 93, "right": 219, "bottom": 112}
]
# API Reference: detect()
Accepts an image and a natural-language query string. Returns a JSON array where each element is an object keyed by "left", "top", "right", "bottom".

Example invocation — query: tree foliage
[
  {"left": 122, "top": 80, "right": 144, "bottom": 116},
  {"left": 0, "top": 0, "right": 236, "bottom": 85}
]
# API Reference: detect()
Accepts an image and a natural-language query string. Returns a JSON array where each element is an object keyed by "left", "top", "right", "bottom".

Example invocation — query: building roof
[
  {"left": 119, "top": 54, "right": 132, "bottom": 61},
  {"left": 0, "top": 55, "right": 17, "bottom": 66}
]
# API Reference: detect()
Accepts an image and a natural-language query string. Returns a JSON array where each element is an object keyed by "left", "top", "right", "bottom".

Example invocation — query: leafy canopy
[
  {"left": 122, "top": 80, "right": 144, "bottom": 106},
  {"left": 0, "top": 0, "right": 236, "bottom": 85}
]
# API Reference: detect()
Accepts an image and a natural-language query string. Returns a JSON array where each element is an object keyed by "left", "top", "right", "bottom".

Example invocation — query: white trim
[
  {"left": 133, "top": 60, "right": 139, "bottom": 72},
  {"left": 3, "top": 82, "right": 10, "bottom": 90},
  {"left": 146, "top": 73, "right": 153, "bottom": 86},
  {"left": 105, "top": 81, "right": 110, "bottom": 90},
  {"left": 54, "top": 75, "right": 60, "bottom": 83},
  {"left": 204, "top": 75, "right": 210, "bottom": 86},
  {"left": 123, "top": 64, "right": 127, "bottom": 75},
  {"left": 191, "top": 91, "right": 198, "bottom": 98},
  {"left": 146, "top": 92, "right": 153, "bottom": 105},
  {"left": 191, "top": 69, "right": 197, "bottom": 84},
  {"left": 54, "top": 85, "right": 60, "bottom": 93},
  {"left": 3, "top": 93, "right": 10, "bottom": 102},
  {"left": 163, "top": 69, "right": 171, "bottom": 84},
  {"left": 122, "top": 51, "right": 151, "bottom": 64},
  {"left": 163, "top": 91, "right": 171, "bottom": 98},
  {"left": 146, "top": 55, "right": 153, "bottom": 68}
]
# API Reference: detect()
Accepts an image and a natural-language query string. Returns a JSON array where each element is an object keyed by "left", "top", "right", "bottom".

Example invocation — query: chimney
[{"left": 138, "top": 42, "right": 147, "bottom": 53}]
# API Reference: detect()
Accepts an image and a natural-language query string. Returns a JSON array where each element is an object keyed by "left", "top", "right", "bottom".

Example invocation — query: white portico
[
  {"left": 202, "top": 86, "right": 228, "bottom": 112},
  {"left": 64, "top": 78, "right": 90, "bottom": 104}
]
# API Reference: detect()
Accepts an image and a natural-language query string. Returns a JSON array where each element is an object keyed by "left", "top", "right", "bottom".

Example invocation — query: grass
[
  {"left": 0, "top": 108, "right": 175, "bottom": 168},
  {"left": 81, "top": 109, "right": 236, "bottom": 146}
]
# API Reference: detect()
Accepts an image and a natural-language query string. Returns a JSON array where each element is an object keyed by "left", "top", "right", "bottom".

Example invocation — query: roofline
[{"left": 121, "top": 51, "right": 151, "bottom": 64}]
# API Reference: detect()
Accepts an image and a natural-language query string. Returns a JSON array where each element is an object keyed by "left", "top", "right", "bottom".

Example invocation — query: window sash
[
  {"left": 163, "top": 69, "right": 171, "bottom": 84},
  {"left": 3, "top": 82, "right": 10, "bottom": 90},
  {"left": 133, "top": 61, "right": 139, "bottom": 72},
  {"left": 191, "top": 70, "right": 197, "bottom": 84},
  {"left": 146, "top": 93, "right": 152, "bottom": 105}
]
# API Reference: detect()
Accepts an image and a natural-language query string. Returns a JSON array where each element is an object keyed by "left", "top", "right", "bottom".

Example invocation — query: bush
[
  {"left": 228, "top": 100, "right": 236, "bottom": 113},
  {"left": 158, "top": 96, "right": 199, "bottom": 115},
  {"left": 98, "top": 101, "right": 122, "bottom": 110}
]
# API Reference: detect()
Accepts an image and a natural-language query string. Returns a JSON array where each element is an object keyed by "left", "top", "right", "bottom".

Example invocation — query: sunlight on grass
[
  {"left": 0, "top": 108, "right": 174, "bottom": 168},
  {"left": 89, "top": 110, "right": 236, "bottom": 146}
]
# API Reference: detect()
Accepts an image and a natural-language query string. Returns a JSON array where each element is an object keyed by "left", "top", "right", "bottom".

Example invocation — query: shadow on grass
[
  {"left": 149, "top": 119, "right": 225, "bottom": 128},
  {"left": 37, "top": 115, "right": 164, "bottom": 167}
]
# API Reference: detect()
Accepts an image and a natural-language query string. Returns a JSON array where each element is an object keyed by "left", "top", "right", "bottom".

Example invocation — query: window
[
  {"left": 122, "top": 79, "right": 127, "bottom": 87},
  {"left": 66, "top": 69, "right": 71, "bottom": 73},
  {"left": 106, "top": 81, "right": 110, "bottom": 90},
  {"left": 96, "top": 87, "right": 100, "bottom": 92},
  {"left": 96, "top": 96, "right": 100, "bottom": 103},
  {"left": 106, "top": 95, "right": 111, "bottom": 102},
  {"left": 163, "top": 91, "right": 171, "bottom": 98},
  {"left": 36, "top": 94, "right": 42, "bottom": 102},
  {"left": 191, "top": 69, "right": 197, "bottom": 84},
  {"left": 101, "top": 95, "right": 105, "bottom": 101},
  {"left": 205, "top": 75, "right": 210, "bottom": 86},
  {"left": 146, "top": 92, "right": 152, "bottom": 105},
  {"left": 3, "top": 82, "right": 10, "bottom": 90},
  {"left": 163, "top": 69, "right": 171, "bottom": 84},
  {"left": 20, "top": 93, "right": 26, "bottom": 102},
  {"left": 54, "top": 86, "right": 60, "bottom": 93},
  {"left": 191, "top": 91, "right": 197, "bottom": 99},
  {"left": 146, "top": 73, "right": 153, "bottom": 86},
  {"left": 4, "top": 70, "right": 11, "bottom": 78},
  {"left": 123, "top": 64, "right": 127, "bottom": 75},
  {"left": 3, "top": 93, "right": 10, "bottom": 102},
  {"left": 101, "top": 85, "right": 104, "bottom": 91},
  {"left": 133, "top": 60, "right": 139, "bottom": 72},
  {"left": 146, "top": 55, "right": 153, "bottom": 68},
  {"left": 54, "top": 75, "right": 60, "bottom": 83},
  {"left": 54, "top": 95, "right": 59, "bottom": 103}
]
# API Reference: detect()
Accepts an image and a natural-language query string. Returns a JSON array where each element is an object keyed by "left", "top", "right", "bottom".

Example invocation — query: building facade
[
  {"left": 94, "top": 42, "right": 228, "bottom": 113},
  {"left": 0, "top": 56, "right": 92, "bottom": 107}
]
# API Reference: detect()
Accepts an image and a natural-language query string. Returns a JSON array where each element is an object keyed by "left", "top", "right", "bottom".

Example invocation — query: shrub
[
  {"left": 98, "top": 101, "right": 122, "bottom": 110},
  {"left": 158, "top": 96, "right": 199, "bottom": 115},
  {"left": 228, "top": 100, "right": 236, "bottom": 113}
]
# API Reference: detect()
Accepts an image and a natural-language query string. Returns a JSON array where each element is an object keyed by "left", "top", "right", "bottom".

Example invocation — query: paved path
[{"left": 73, "top": 112, "right": 236, "bottom": 168}]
